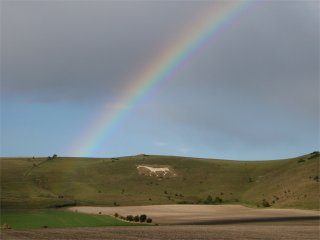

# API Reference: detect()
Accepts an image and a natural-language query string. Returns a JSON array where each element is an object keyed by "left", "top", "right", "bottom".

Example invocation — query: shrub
[
  {"left": 139, "top": 214, "right": 147, "bottom": 222},
  {"left": 114, "top": 213, "right": 119, "bottom": 218},
  {"left": 126, "top": 215, "right": 134, "bottom": 221},
  {"left": 262, "top": 199, "right": 271, "bottom": 207},
  {"left": 146, "top": 218, "right": 152, "bottom": 223},
  {"left": 134, "top": 215, "right": 140, "bottom": 222},
  {"left": 308, "top": 152, "right": 319, "bottom": 159},
  {"left": 204, "top": 195, "right": 213, "bottom": 204},
  {"left": 215, "top": 197, "right": 222, "bottom": 203}
]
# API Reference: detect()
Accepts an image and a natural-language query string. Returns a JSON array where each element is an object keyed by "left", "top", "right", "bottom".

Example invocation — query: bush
[
  {"left": 114, "top": 213, "right": 119, "bottom": 218},
  {"left": 215, "top": 197, "right": 222, "bottom": 203},
  {"left": 262, "top": 199, "right": 271, "bottom": 207},
  {"left": 126, "top": 215, "right": 134, "bottom": 221},
  {"left": 139, "top": 214, "right": 147, "bottom": 222},
  {"left": 146, "top": 218, "right": 152, "bottom": 223},
  {"left": 204, "top": 195, "right": 213, "bottom": 204},
  {"left": 134, "top": 215, "right": 140, "bottom": 222}
]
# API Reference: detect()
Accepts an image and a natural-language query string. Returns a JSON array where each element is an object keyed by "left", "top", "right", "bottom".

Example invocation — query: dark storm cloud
[
  {"left": 147, "top": 0, "right": 319, "bottom": 119},
  {"left": 126, "top": 1, "right": 319, "bottom": 154},
  {"left": 1, "top": 0, "right": 318, "bottom": 159},
  {"left": 1, "top": 1, "right": 210, "bottom": 102}
]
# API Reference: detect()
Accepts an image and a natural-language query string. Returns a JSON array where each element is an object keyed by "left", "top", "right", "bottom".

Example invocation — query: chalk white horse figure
[{"left": 137, "top": 165, "right": 173, "bottom": 176}]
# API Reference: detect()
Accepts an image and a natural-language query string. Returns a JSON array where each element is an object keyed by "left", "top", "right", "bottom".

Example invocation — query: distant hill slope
[{"left": 1, "top": 152, "right": 319, "bottom": 209}]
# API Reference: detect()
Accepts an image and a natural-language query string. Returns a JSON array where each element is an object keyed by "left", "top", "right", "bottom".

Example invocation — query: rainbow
[{"left": 71, "top": 0, "right": 254, "bottom": 157}]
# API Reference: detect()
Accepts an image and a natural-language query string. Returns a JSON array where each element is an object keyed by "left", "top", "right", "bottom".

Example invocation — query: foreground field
[
  {"left": 2, "top": 220, "right": 319, "bottom": 240},
  {"left": 0, "top": 209, "right": 136, "bottom": 229},
  {"left": 69, "top": 204, "right": 319, "bottom": 225}
]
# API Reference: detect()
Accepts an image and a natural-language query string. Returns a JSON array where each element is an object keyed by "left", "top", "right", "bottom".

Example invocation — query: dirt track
[{"left": 68, "top": 204, "right": 319, "bottom": 225}]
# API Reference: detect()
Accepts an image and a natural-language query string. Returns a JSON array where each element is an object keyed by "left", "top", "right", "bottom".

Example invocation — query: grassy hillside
[{"left": 1, "top": 153, "right": 319, "bottom": 209}]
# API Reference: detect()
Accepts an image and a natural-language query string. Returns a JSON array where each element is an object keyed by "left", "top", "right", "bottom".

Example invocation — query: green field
[
  {"left": 0, "top": 209, "right": 137, "bottom": 229},
  {"left": 1, "top": 152, "right": 319, "bottom": 210}
]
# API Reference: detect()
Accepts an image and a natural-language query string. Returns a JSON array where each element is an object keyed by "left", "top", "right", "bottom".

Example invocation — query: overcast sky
[{"left": 1, "top": 0, "right": 319, "bottom": 160}]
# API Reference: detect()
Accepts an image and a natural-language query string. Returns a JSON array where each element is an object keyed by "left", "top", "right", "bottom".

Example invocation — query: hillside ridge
[{"left": 1, "top": 152, "right": 319, "bottom": 209}]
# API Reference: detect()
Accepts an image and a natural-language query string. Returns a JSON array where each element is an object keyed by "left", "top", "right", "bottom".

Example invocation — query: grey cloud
[{"left": 1, "top": 1, "right": 211, "bottom": 102}]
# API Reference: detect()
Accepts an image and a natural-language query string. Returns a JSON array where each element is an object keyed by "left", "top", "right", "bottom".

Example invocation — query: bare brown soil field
[
  {"left": 1, "top": 221, "right": 319, "bottom": 240},
  {"left": 68, "top": 204, "right": 319, "bottom": 225},
  {"left": 2, "top": 205, "right": 319, "bottom": 239}
]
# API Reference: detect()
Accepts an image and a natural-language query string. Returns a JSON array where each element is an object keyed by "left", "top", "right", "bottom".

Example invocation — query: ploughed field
[
  {"left": 2, "top": 219, "right": 319, "bottom": 240},
  {"left": 68, "top": 204, "right": 320, "bottom": 225},
  {"left": 4, "top": 204, "right": 318, "bottom": 240}
]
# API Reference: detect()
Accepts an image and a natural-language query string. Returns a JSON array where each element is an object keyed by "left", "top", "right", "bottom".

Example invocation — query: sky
[{"left": 1, "top": 0, "right": 319, "bottom": 160}]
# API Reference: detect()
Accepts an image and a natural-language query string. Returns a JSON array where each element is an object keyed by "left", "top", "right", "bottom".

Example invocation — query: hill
[{"left": 1, "top": 152, "right": 319, "bottom": 209}]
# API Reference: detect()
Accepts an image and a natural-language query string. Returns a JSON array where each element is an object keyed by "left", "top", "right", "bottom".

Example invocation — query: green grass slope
[
  {"left": 1, "top": 153, "right": 319, "bottom": 209},
  {"left": 0, "top": 209, "right": 136, "bottom": 229}
]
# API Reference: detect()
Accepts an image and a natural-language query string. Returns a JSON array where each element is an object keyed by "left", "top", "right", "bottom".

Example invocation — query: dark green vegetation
[
  {"left": 0, "top": 209, "right": 136, "bottom": 229},
  {"left": 1, "top": 152, "right": 319, "bottom": 209},
  {"left": 117, "top": 213, "right": 152, "bottom": 223}
]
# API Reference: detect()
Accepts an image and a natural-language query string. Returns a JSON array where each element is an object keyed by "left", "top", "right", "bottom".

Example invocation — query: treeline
[{"left": 114, "top": 213, "right": 152, "bottom": 223}]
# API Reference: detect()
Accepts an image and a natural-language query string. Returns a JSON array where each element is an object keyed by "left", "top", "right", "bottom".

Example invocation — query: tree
[
  {"left": 134, "top": 215, "right": 140, "bottom": 222},
  {"left": 53, "top": 154, "right": 58, "bottom": 159},
  {"left": 146, "top": 218, "right": 152, "bottom": 223},
  {"left": 126, "top": 215, "right": 134, "bottom": 221},
  {"left": 139, "top": 214, "right": 147, "bottom": 222}
]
